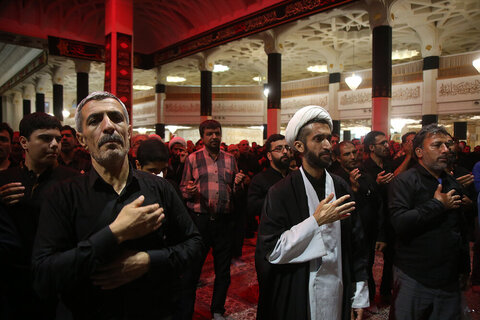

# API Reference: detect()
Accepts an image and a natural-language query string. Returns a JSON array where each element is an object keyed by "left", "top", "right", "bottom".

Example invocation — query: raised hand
[
  {"left": 313, "top": 193, "right": 355, "bottom": 226},
  {"left": 349, "top": 168, "right": 361, "bottom": 192},
  {"left": 376, "top": 170, "right": 394, "bottom": 185}
]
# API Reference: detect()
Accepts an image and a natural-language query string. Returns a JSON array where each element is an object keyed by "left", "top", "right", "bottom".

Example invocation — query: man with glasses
[
  {"left": 363, "top": 130, "right": 395, "bottom": 303},
  {"left": 248, "top": 134, "right": 291, "bottom": 236},
  {"left": 389, "top": 124, "right": 469, "bottom": 319}
]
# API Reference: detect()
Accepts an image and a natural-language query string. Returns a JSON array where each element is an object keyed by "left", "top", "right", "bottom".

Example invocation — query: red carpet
[{"left": 193, "top": 236, "right": 480, "bottom": 320}]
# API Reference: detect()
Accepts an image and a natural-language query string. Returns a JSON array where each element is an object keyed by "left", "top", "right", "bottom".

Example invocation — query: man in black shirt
[
  {"left": 389, "top": 124, "right": 469, "bottom": 319},
  {"left": 32, "top": 92, "right": 202, "bottom": 320},
  {"left": 58, "top": 125, "right": 91, "bottom": 173},
  {"left": 0, "top": 112, "right": 77, "bottom": 320},
  {"left": 332, "top": 141, "right": 386, "bottom": 308},
  {"left": 363, "top": 130, "right": 395, "bottom": 301},
  {"left": 248, "top": 134, "right": 290, "bottom": 227}
]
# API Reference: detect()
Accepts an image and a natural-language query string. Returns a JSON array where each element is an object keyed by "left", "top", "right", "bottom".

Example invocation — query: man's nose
[{"left": 100, "top": 114, "right": 115, "bottom": 133}]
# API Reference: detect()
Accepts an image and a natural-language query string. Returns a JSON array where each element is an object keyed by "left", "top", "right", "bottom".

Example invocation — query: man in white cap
[{"left": 255, "top": 105, "right": 369, "bottom": 320}]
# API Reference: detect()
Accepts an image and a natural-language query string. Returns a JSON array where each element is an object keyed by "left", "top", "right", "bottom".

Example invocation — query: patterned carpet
[{"left": 193, "top": 236, "right": 480, "bottom": 320}]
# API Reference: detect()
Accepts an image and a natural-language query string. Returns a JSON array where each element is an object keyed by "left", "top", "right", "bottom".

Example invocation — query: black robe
[{"left": 255, "top": 169, "right": 368, "bottom": 320}]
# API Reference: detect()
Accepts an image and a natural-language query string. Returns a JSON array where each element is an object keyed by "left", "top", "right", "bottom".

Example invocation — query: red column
[{"left": 104, "top": 0, "right": 133, "bottom": 122}]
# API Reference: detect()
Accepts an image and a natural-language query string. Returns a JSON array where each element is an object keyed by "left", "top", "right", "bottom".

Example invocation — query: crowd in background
[{"left": 0, "top": 101, "right": 479, "bottom": 320}]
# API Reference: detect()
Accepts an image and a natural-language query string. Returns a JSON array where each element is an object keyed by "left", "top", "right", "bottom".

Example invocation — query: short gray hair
[{"left": 75, "top": 91, "right": 129, "bottom": 133}]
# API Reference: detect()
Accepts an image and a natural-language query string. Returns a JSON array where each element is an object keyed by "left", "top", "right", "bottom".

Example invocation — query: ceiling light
[
  {"left": 62, "top": 110, "right": 70, "bottom": 118},
  {"left": 345, "top": 73, "right": 362, "bottom": 91},
  {"left": 165, "top": 125, "right": 191, "bottom": 134},
  {"left": 307, "top": 65, "right": 328, "bottom": 73},
  {"left": 253, "top": 76, "right": 261, "bottom": 82},
  {"left": 133, "top": 85, "right": 153, "bottom": 91},
  {"left": 473, "top": 58, "right": 480, "bottom": 73},
  {"left": 136, "top": 127, "right": 148, "bottom": 134},
  {"left": 167, "top": 76, "right": 186, "bottom": 83},
  {"left": 213, "top": 64, "right": 229, "bottom": 72},
  {"left": 391, "top": 118, "right": 418, "bottom": 133},
  {"left": 392, "top": 49, "right": 419, "bottom": 60},
  {"left": 263, "top": 87, "right": 270, "bottom": 98}
]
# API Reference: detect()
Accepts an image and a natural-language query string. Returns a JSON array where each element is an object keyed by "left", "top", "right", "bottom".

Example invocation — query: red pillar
[{"left": 104, "top": 0, "right": 133, "bottom": 123}]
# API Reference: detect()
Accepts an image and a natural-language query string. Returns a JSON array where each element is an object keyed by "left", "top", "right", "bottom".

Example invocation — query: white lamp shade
[
  {"left": 473, "top": 58, "right": 480, "bottom": 73},
  {"left": 345, "top": 73, "right": 362, "bottom": 91}
]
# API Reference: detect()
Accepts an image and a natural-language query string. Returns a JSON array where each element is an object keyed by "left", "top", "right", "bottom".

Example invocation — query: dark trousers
[
  {"left": 180, "top": 214, "right": 233, "bottom": 318},
  {"left": 471, "top": 218, "right": 480, "bottom": 285},
  {"left": 389, "top": 267, "right": 461, "bottom": 320},
  {"left": 380, "top": 239, "right": 395, "bottom": 297}
]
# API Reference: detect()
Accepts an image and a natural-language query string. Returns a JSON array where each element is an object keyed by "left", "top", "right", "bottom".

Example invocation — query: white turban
[{"left": 285, "top": 105, "right": 333, "bottom": 149}]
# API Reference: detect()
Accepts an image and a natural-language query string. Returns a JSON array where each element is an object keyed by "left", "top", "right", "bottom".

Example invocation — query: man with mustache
[
  {"left": 32, "top": 91, "right": 202, "bottom": 319},
  {"left": 180, "top": 120, "right": 245, "bottom": 320},
  {"left": 256, "top": 106, "right": 368, "bottom": 320},
  {"left": 389, "top": 124, "right": 469, "bottom": 319},
  {"left": 0, "top": 112, "right": 78, "bottom": 319},
  {"left": 58, "top": 125, "right": 91, "bottom": 173},
  {"left": 363, "top": 130, "right": 395, "bottom": 303},
  {"left": 248, "top": 134, "right": 291, "bottom": 231},
  {"left": 331, "top": 141, "right": 386, "bottom": 311}
]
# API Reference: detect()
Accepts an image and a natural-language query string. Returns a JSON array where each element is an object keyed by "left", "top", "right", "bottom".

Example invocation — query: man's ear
[
  {"left": 294, "top": 140, "right": 304, "bottom": 153},
  {"left": 19, "top": 136, "right": 28, "bottom": 151},
  {"left": 266, "top": 152, "right": 273, "bottom": 161},
  {"left": 415, "top": 147, "right": 423, "bottom": 159},
  {"left": 369, "top": 144, "right": 375, "bottom": 153},
  {"left": 76, "top": 132, "right": 88, "bottom": 150},
  {"left": 135, "top": 160, "right": 142, "bottom": 170}
]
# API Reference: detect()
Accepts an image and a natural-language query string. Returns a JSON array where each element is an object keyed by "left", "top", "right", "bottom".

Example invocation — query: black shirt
[
  {"left": 389, "top": 164, "right": 470, "bottom": 288},
  {"left": 33, "top": 166, "right": 203, "bottom": 319},
  {"left": 0, "top": 164, "right": 78, "bottom": 319},
  {"left": 247, "top": 167, "right": 285, "bottom": 218}
]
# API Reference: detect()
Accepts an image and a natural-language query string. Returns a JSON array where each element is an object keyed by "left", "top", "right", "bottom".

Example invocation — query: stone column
[
  {"left": 367, "top": 0, "right": 393, "bottom": 136},
  {"left": 155, "top": 83, "right": 166, "bottom": 139},
  {"left": 35, "top": 76, "right": 48, "bottom": 113},
  {"left": 104, "top": 0, "right": 133, "bottom": 123},
  {"left": 52, "top": 66, "right": 64, "bottom": 121},
  {"left": 22, "top": 83, "right": 35, "bottom": 116},
  {"left": 12, "top": 91, "right": 23, "bottom": 130},
  {"left": 200, "top": 69, "right": 213, "bottom": 123},
  {"left": 454, "top": 122, "right": 467, "bottom": 140},
  {"left": 75, "top": 59, "right": 91, "bottom": 104},
  {"left": 414, "top": 23, "right": 441, "bottom": 126}
]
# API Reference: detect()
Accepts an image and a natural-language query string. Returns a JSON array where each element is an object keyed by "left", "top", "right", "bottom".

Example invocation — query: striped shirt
[{"left": 180, "top": 148, "right": 239, "bottom": 216}]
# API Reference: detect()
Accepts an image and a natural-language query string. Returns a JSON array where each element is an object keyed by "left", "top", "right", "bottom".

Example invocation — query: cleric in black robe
[{"left": 255, "top": 105, "right": 368, "bottom": 320}]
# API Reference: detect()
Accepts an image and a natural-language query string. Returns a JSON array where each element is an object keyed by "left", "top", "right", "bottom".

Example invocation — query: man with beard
[
  {"left": 332, "top": 141, "right": 386, "bottom": 310},
  {"left": 180, "top": 120, "right": 245, "bottom": 320},
  {"left": 166, "top": 136, "right": 188, "bottom": 185},
  {"left": 32, "top": 92, "right": 202, "bottom": 319},
  {"left": 58, "top": 125, "right": 91, "bottom": 173},
  {"left": 363, "top": 130, "right": 395, "bottom": 302},
  {"left": 389, "top": 124, "right": 470, "bottom": 319},
  {"left": 248, "top": 134, "right": 291, "bottom": 228},
  {"left": 256, "top": 106, "right": 368, "bottom": 320},
  {"left": 0, "top": 113, "right": 78, "bottom": 319}
]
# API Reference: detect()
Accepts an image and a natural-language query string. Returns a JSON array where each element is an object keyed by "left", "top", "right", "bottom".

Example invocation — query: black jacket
[
  {"left": 247, "top": 167, "right": 285, "bottom": 219},
  {"left": 389, "top": 164, "right": 470, "bottom": 288}
]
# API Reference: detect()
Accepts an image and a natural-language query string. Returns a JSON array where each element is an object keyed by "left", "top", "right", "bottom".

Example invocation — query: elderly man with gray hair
[
  {"left": 255, "top": 105, "right": 369, "bottom": 320},
  {"left": 32, "top": 91, "right": 202, "bottom": 319}
]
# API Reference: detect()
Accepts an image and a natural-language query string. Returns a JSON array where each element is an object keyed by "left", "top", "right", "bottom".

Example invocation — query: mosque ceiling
[{"left": 0, "top": 0, "right": 479, "bottom": 98}]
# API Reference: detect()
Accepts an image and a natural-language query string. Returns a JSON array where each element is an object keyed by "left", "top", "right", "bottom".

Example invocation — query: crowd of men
[{"left": 0, "top": 91, "right": 479, "bottom": 320}]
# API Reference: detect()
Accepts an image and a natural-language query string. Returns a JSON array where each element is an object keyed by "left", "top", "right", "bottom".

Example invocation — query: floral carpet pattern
[{"left": 194, "top": 237, "right": 480, "bottom": 320}]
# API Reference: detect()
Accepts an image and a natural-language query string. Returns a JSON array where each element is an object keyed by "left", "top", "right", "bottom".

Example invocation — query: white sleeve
[
  {"left": 351, "top": 281, "right": 370, "bottom": 309},
  {"left": 268, "top": 215, "right": 327, "bottom": 264}
]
